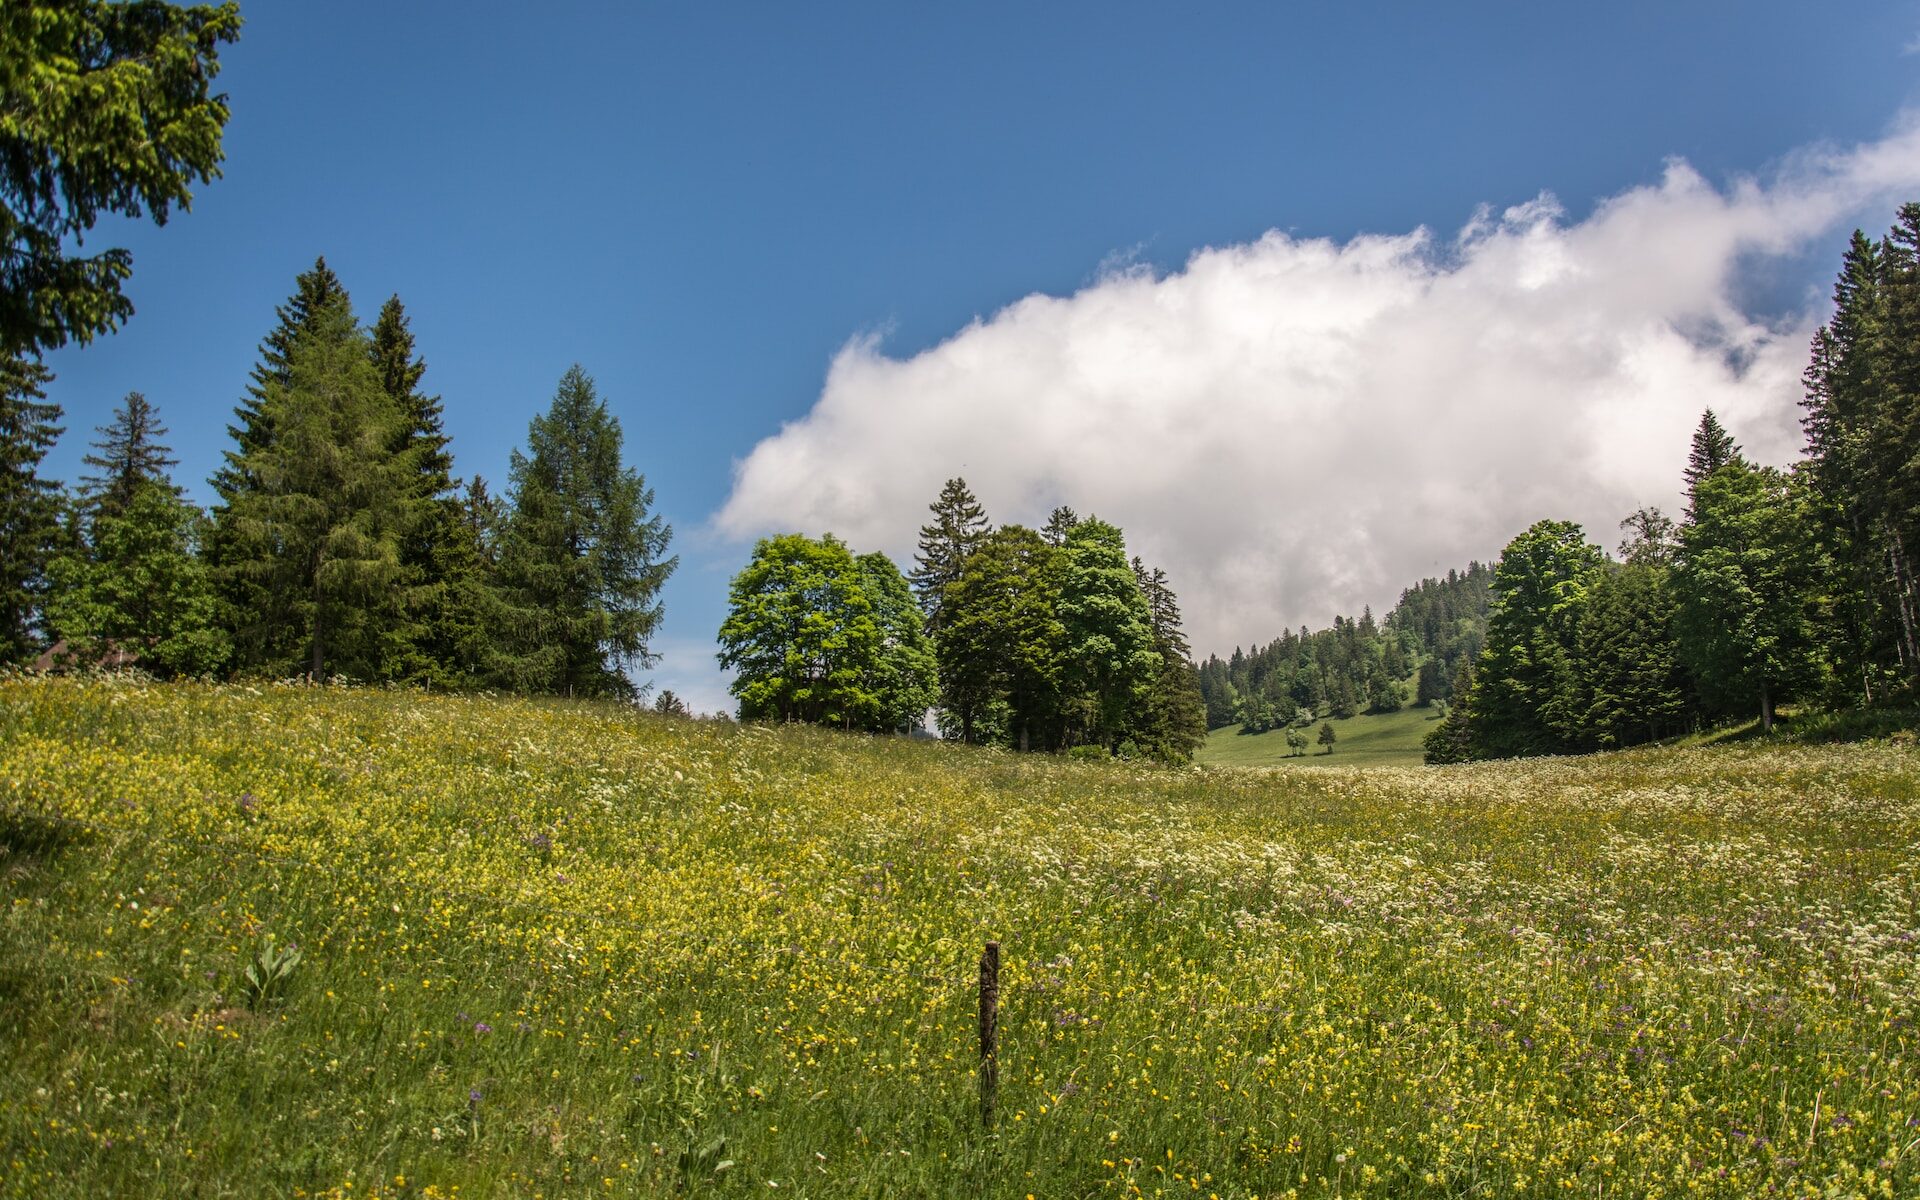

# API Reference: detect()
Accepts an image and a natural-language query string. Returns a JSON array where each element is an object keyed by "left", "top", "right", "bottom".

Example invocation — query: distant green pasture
[{"left": 1197, "top": 703, "right": 1441, "bottom": 767}]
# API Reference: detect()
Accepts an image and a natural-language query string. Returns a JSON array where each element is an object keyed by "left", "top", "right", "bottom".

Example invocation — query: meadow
[
  {"left": 1196, "top": 708, "right": 1437, "bottom": 769},
  {"left": 1, "top": 677, "right": 1916, "bottom": 1199}
]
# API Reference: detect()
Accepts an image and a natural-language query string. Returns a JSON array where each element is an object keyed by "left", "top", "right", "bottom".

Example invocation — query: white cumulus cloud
[{"left": 715, "top": 117, "right": 1920, "bottom": 657}]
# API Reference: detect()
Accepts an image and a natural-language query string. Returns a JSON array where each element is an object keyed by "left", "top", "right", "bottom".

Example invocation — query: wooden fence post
[{"left": 978, "top": 940, "right": 1000, "bottom": 1127}]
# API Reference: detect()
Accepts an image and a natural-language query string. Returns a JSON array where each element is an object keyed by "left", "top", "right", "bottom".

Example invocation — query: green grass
[
  {"left": 3, "top": 677, "right": 1919, "bottom": 1198},
  {"left": 1196, "top": 704, "right": 1442, "bottom": 768}
]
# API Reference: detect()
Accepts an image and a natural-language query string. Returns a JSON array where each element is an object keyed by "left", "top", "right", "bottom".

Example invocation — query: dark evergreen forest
[{"left": 1194, "top": 564, "right": 1492, "bottom": 733}]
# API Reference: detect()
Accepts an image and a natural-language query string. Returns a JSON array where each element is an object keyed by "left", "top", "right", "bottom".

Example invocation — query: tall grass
[{"left": 1, "top": 676, "right": 1915, "bottom": 1197}]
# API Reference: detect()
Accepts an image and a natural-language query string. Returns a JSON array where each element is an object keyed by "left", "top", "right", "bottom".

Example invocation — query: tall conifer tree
[
  {"left": 1801, "top": 215, "right": 1920, "bottom": 692},
  {"left": 493, "top": 365, "right": 675, "bottom": 698},
  {"left": 1463, "top": 520, "right": 1605, "bottom": 757},
  {"left": 1682, "top": 409, "right": 1741, "bottom": 524},
  {"left": 1041, "top": 505, "right": 1080, "bottom": 548},
  {"left": 216, "top": 288, "right": 409, "bottom": 679},
  {"left": 1574, "top": 564, "right": 1690, "bottom": 747},
  {"left": 939, "top": 524, "right": 1065, "bottom": 747},
  {"left": 214, "top": 257, "right": 348, "bottom": 500},
  {"left": 80, "top": 392, "right": 177, "bottom": 519},
  {"left": 1127, "top": 557, "right": 1207, "bottom": 761},
  {"left": 367, "top": 293, "right": 491, "bottom": 685},
  {"left": 0, "top": 353, "right": 64, "bottom": 664},
  {"left": 910, "top": 477, "right": 988, "bottom": 628},
  {"left": 1673, "top": 461, "right": 1825, "bottom": 731},
  {"left": 211, "top": 259, "right": 352, "bottom": 650}
]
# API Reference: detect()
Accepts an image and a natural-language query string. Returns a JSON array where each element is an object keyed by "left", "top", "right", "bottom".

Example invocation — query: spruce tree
[
  {"left": 1415, "top": 657, "right": 1450, "bottom": 705},
  {"left": 0, "top": 1, "right": 241, "bottom": 357},
  {"left": 1673, "top": 461, "right": 1825, "bottom": 732},
  {"left": 939, "top": 524, "right": 1065, "bottom": 748},
  {"left": 1574, "top": 564, "right": 1690, "bottom": 747},
  {"left": 215, "top": 289, "right": 410, "bottom": 680},
  {"left": 80, "top": 392, "right": 177, "bottom": 519},
  {"left": 1126, "top": 557, "right": 1207, "bottom": 761},
  {"left": 462, "top": 476, "right": 505, "bottom": 560},
  {"left": 910, "top": 477, "right": 989, "bottom": 628},
  {"left": 214, "top": 257, "right": 349, "bottom": 501},
  {"left": 1467, "top": 520, "right": 1606, "bottom": 757},
  {"left": 368, "top": 293, "right": 487, "bottom": 686},
  {"left": 371, "top": 294, "right": 456, "bottom": 521},
  {"left": 493, "top": 365, "right": 675, "bottom": 698},
  {"left": 1799, "top": 213, "right": 1920, "bottom": 695},
  {"left": 1682, "top": 410, "right": 1741, "bottom": 524},
  {"left": 0, "top": 353, "right": 64, "bottom": 664},
  {"left": 1423, "top": 662, "right": 1478, "bottom": 764},
  {"left": 211, "top": 259, "right": 353, "bottom": 652},
  {"left": 1873, "top": 206, "right": 1920, "bottom": 685},
  {"left": 1041, "top": 505, "right": 1080, "bottom": 548}
]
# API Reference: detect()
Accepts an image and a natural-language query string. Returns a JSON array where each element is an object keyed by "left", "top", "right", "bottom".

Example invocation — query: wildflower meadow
[{"left": 1, "top": 676, "right": 1916, "bottom": 1198}]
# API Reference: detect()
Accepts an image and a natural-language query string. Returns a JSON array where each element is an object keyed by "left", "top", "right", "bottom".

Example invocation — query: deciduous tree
[
  {"left": 1057, "top": 518, "right": 1159, "bottom": 749},
  {"left": 46, "top": 480, "right": 228, "bottom": 676},
  {"left": 856, "top": 551, "right": 937, "bottom": 734},
  {"left": 717, "top": 533, "right": 881, "bottom": 727}
]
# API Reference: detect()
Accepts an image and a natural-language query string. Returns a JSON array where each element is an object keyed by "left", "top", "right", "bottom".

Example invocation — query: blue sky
[{"left": 38, "top": 1, "right": 1920, "bottom": 711}]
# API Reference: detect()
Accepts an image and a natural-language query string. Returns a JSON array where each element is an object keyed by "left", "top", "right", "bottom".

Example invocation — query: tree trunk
[
  {"left": 309, "top": 552, "right": 325, "bottom": 682},
  {"left": 1759, "top": 678, "right": 1773, "bottom": 734}
]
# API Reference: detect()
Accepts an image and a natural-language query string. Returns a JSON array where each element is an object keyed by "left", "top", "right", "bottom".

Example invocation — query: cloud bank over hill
[{"left": 716, "top": 117, "right": 1920, "bottom": 657}]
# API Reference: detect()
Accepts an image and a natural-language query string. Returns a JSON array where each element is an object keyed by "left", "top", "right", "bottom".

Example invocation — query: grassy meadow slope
[
  {"left": 1196, "top": 706, "right": 1440, "bottom": 768},
  {"left": 2, "top": 678, "right": 1918, "bottom": 1198}
]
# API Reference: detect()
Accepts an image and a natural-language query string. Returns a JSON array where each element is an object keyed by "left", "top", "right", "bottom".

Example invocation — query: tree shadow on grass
[
  {"left": 1675, "top": 705, "right": 1920, "bottom": 748},
  {"left": 0, "top": 809, "right": 91, "bottom": 876},
  {"left": 0, "top": 812, "right": 94, "bottom": 1028}
]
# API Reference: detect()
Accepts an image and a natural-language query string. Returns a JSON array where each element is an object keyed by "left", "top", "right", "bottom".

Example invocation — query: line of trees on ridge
[
  {"left": 715, "top": 482, "right": 1210, "bottom": 761},
  {"left": 1428, "top": 203, "right": 1920, "bottom": 761},
  {"left": 2, "top": 258, "right": 677, "bottom": 701},
  {"left": 1193, "top": 563, "right": 1492, "bottom": 738}
]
